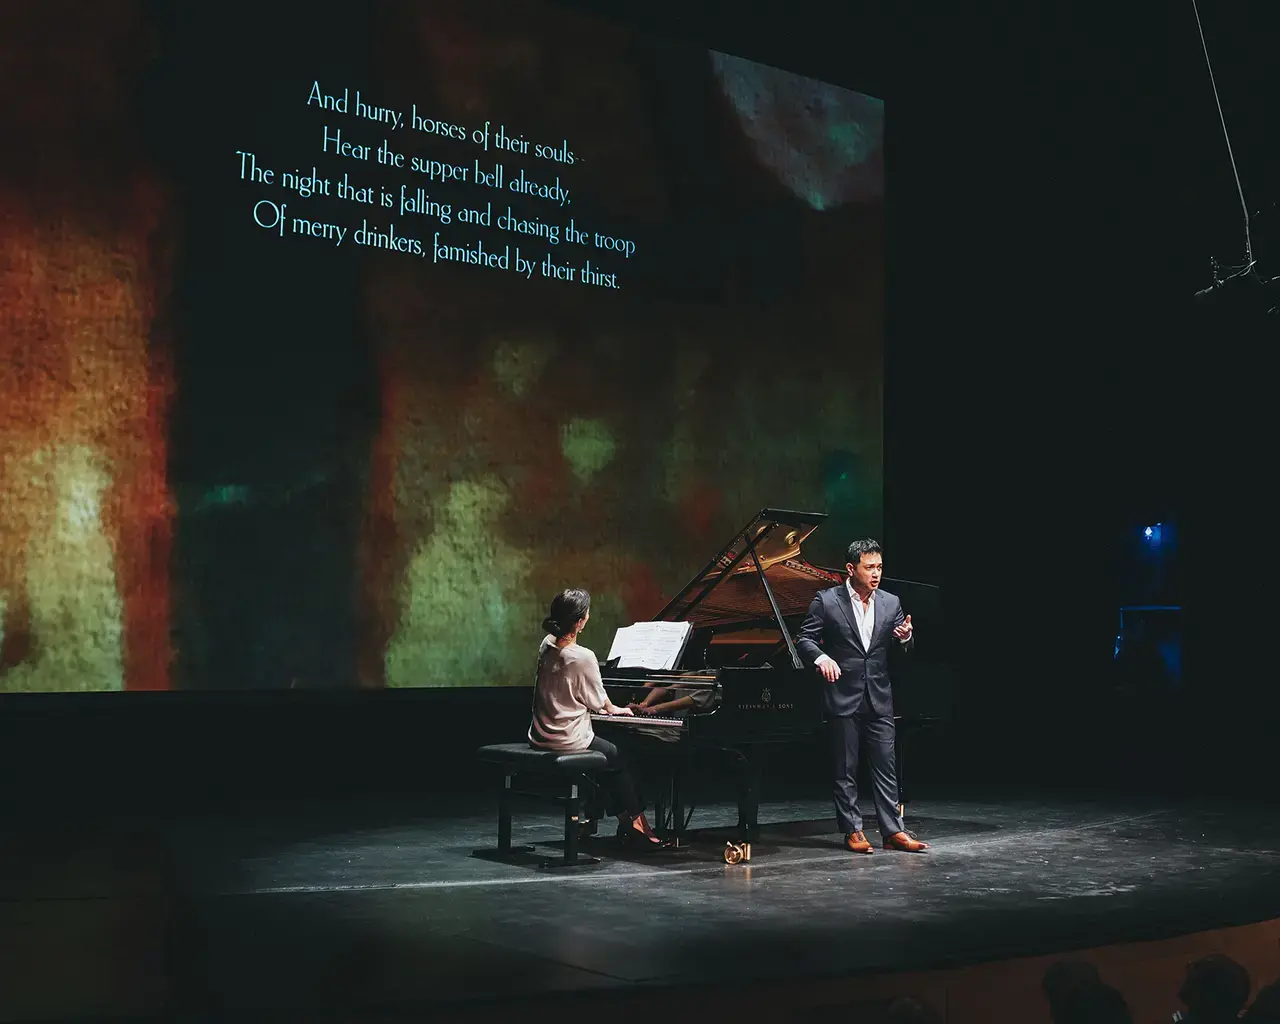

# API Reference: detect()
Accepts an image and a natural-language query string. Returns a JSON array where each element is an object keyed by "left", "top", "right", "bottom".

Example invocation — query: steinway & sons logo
[{"left": 738, "top": 685, "right": 794, "bottom": 712}]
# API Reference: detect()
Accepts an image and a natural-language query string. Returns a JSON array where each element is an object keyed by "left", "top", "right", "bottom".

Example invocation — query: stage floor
[{"left": 5, "top": 792, "right": 1280, "bottom": 1022}]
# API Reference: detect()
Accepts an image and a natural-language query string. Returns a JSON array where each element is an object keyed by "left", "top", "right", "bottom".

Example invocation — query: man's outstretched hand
[
  {"left": 893, "top": 615, "right": 913, "bottom": 641},
  {"left": 816, "top": 656, "right": 841, "bottom": 682}
]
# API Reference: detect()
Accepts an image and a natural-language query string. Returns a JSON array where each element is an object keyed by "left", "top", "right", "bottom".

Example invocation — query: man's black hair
[{"left": 846, "top": 538, "right": 883, "bottom": 566}]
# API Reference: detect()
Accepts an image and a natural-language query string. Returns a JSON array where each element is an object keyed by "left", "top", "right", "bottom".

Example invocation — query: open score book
[{"left": 605, "top": 621, "right": 693, "bottom": 670}]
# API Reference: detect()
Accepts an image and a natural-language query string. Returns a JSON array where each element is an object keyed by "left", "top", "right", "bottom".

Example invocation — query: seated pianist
[{"left": 528, "top": 588, "right": 666, "bottom": 849}]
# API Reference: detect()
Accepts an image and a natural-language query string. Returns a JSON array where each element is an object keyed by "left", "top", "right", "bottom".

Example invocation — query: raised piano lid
[
  {"left": 642, "top": 507, "right": 950, "bottom": 719},
  {"left": 654, "top": 508, "right": 841, "bottom": 632}
]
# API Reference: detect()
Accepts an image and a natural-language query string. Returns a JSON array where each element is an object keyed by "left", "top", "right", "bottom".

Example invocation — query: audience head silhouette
[
  {"left": 1244, "top": 978, "right": 1280, "bottom": 1021},
  {"left": 1180, "top": 954, "right": 1252, "bottom": 1023},
  {"left": 1042, "top": 961, "right": 1132, "bottom": 1024}
]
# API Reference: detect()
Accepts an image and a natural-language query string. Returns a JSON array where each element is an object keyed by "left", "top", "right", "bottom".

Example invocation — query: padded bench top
[{"left": 476, "top": 742, "right": 609, "bottom": 771}]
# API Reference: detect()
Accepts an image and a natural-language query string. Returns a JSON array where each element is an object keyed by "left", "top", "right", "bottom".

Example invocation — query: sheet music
[{"left": 606, "top": 621, "right": 693, "bottom": 670}]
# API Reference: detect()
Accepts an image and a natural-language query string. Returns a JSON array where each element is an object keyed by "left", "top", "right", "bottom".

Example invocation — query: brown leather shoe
[
  {"left": 845, "top": 830, "right": 874, "bottom": 854},
  {"left": 883, "top": 831, "right": 929, "bottom": 852}
]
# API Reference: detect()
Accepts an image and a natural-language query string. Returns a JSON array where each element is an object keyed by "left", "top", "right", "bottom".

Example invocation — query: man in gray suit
[{"left": 797, "top": 538, "right": 929, "bottom": 854}]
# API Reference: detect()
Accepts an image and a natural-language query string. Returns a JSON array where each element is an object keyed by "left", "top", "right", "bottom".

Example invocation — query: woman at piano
[{"left": 529, "top": 588, "right": 666, "bottom": 848}]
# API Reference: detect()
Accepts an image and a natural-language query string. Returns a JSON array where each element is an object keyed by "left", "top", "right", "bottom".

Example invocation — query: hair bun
[{"left": 542, "top": 588, "right": 590, "bottom": 639}]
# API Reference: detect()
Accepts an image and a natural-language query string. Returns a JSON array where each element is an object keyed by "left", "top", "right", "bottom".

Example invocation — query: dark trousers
[
  {"left": 830, "top": 707, "right": 904, "bottom": 837},
  {"left": 587, "top": 735, "right": 643, "bottom": 820}
]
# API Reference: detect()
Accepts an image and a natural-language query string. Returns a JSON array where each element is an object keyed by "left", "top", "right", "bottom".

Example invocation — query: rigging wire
[{"left": 1191, "top": 0, "right": 1256, "bottom": 280}]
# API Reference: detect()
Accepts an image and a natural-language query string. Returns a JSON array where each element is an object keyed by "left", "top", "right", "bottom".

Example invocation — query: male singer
[{"left": 796, "top": 538, "right": 929, "bottom": 854}]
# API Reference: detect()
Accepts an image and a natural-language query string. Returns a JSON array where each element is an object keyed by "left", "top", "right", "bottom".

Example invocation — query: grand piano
[{"left": 591, "top": 508, "right": 950, "bottom": 863}]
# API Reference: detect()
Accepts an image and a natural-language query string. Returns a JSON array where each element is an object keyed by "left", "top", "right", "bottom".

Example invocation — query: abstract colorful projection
[
  {"left": 0, "top": 5, "right": 173, "bottom": 693},
  {"left": 0, "top": 0, "right": 884, "bottom": 692},
  {"left": 710, "top": 51, "right": 885, "bottom": 211}
]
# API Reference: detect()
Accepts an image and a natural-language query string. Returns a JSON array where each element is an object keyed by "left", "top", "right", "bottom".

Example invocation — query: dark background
[{"left": 3, "top": 1, "right": 1258, "bottom": 815}]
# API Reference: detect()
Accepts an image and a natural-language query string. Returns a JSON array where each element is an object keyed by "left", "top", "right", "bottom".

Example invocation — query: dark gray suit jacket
[{"left": 796, "top": 584, "right": 912, "bottom": 718}]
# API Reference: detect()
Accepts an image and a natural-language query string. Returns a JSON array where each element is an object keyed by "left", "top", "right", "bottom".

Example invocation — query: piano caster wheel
[{"left": 724, "top": 841, "right": 752, "bottom": 865}]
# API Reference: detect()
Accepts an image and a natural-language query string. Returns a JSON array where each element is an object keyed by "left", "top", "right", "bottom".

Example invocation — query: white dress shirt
[{"left": 845, "top": 580, "right": 875, "bottom": 650}]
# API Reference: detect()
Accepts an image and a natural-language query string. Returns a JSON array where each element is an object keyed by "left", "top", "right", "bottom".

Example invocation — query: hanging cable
[{"left": 1191, "top": 0, "right": 1255, "bottom": 275}]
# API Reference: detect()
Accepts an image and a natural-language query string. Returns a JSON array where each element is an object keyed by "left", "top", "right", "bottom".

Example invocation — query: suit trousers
[{"left": 829, "top": 703, "right": 904, "bottom": 837}]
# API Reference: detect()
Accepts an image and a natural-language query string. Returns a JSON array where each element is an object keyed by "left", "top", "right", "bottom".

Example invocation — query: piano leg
[
  {"left": 651, "top": 749, "right": 674, "bottom": 840},
  {"left": 725, "top": 749, "right": 761, "bottom": 865},
  {"left": 738, "top": 749, "right": 762, "bottom": 844},
  {"left": 653, "top": 787, "right": 669, "bottom": 838},
  {"left": 670, "top": 749, "right": 688, "bottom": 849}
]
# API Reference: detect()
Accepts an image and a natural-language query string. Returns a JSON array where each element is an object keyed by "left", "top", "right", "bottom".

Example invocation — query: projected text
[{"left": 232, "top": 81, "right": 635, "bottom": 289}]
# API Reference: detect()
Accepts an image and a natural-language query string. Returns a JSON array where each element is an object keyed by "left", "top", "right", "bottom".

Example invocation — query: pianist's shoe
[
  {"left": 883, "top": 831, "right": 929, "bottom": 852},
  {"left": 845, "top": 831, "right": 874, "bottom": 854},
  {"left": 617, "top": 812, "right": 669, "bottom": 850}
]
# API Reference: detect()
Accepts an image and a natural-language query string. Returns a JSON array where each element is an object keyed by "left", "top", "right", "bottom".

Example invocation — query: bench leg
[
  {"left": 564, "top": 782, "right": 581, "bottom": 864},
  {"left": 471, "top": 770, "right": 536, "bottom": 863},
  {"left": 536, "top": 777, "right": 601, "bottom": 869},
  {"left": 498, "top": 773, "right": 513, "bottom": 854}
]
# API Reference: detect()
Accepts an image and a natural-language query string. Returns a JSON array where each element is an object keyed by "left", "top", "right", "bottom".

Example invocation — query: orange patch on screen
[
  {"left": 0, "top": 197, "right": 174, "bottom": 692},
  {"left": 0, "top": 2, "right": 175, "bottom": 691}
]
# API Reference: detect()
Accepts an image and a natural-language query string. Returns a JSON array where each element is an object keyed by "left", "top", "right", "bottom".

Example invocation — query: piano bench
[{"left": 472, "top": 743, "right": 610, "bottom": 868}]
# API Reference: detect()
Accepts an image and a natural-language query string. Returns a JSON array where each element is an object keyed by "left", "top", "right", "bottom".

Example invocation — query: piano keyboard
[{"left": 591, "top": 714, "right": 686, "bottom": 729}]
